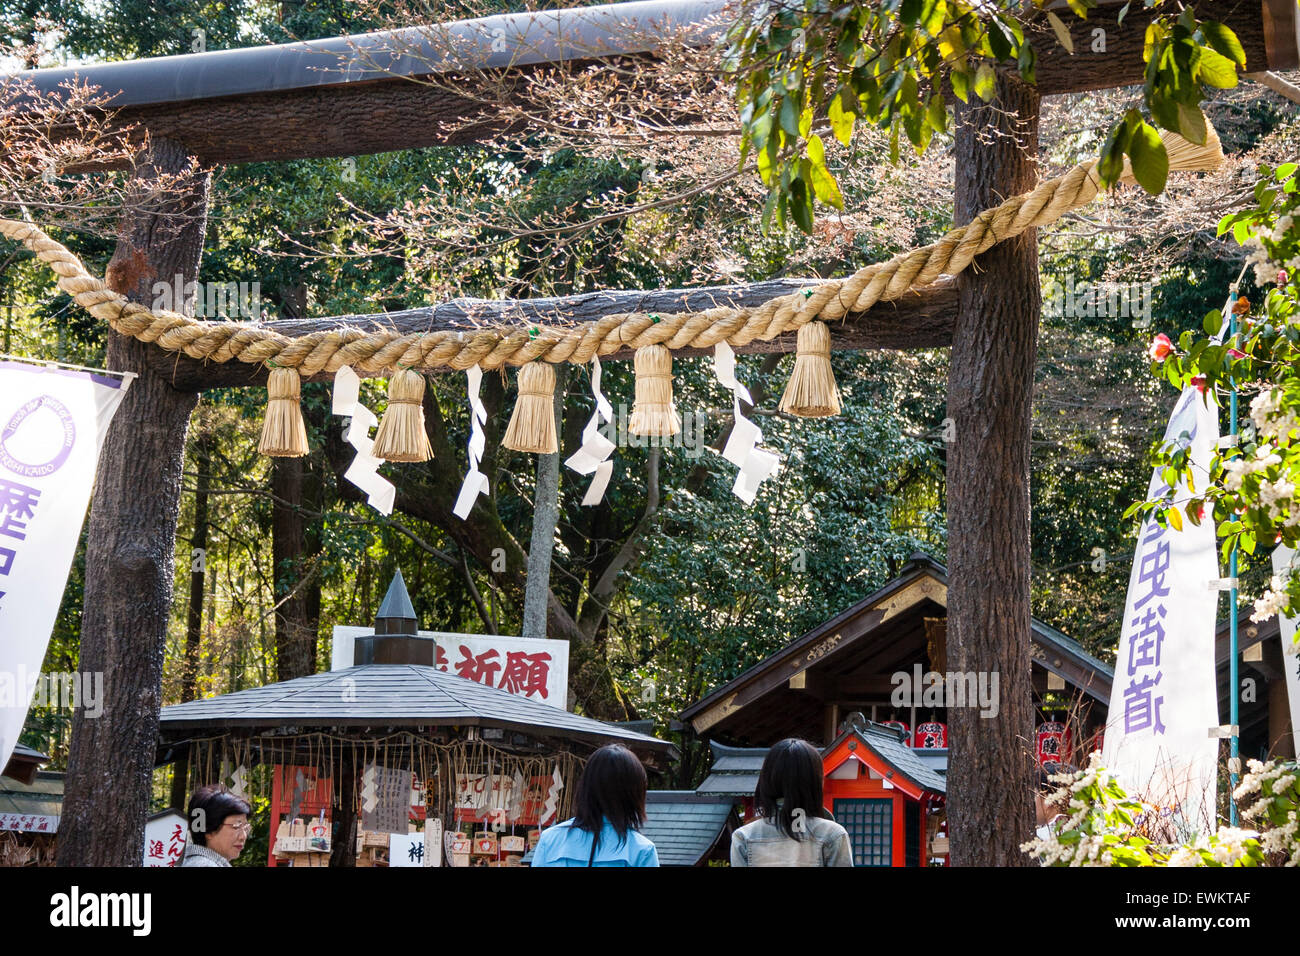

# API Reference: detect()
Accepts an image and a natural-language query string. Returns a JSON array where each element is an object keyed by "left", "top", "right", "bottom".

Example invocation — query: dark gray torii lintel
[
  {"left": 11, "top": 0, "right": 728, "bottom": 110},
  {"left": 6, "top": 0, "right": 1295, "bottom": 166}
]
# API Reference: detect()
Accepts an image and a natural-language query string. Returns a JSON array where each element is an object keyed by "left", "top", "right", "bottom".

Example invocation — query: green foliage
[
  {"left": 622, "top": 356, "right": 946, "bottom": 725},
  {"left": 1134, "top": 163, "right": 1300, "bottom": 623},
  {"left": 724, "top": 0, "right": 1246, "bottom": 233}
]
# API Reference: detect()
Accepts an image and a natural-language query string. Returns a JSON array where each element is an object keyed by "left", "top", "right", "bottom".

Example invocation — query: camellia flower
[
  {"left": 1191, "top": 375, "right": 1208, "bottom": 394},
  {"left": 1278, "top": 269, "right": 1289, "bottom": 286},
  {"left": 1148, "top": 333, "right": 1174, "bottom": 361}
]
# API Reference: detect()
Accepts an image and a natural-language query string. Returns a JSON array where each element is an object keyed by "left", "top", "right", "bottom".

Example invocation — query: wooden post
[
  {"left": 945, "top": 72, "right": 1040, "bottom": 867},
  {"left": 169, "top": 422, "right": 211, "bottom": 812},
  {"left": 330, "top": 757, "right": 358, "bottom": 868},
  {"left": 57, "top": 138, "right": 207, "bottom": 866}
]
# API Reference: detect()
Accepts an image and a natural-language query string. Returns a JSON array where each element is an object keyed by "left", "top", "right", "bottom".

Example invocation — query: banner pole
[
  {"left": 0, "top": 351, "right": 137, "bottom": 383},
  {"left": 1227, "top": 288, "right": 1241, "bottom": 826}
]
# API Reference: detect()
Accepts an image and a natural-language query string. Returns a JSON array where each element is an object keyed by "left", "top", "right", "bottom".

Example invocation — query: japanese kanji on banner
[
  {"left": 1102, "top": 385, "right": 1220, "bottom": 835},
  {"left": 332, "top": 627, "right": 569, "bottom": 709},
  {"left": 0, "top": 359, "right": 132, "bottom": 773},
  {"left": 143, "top": 809, "right": 188, "bottom": 868}
]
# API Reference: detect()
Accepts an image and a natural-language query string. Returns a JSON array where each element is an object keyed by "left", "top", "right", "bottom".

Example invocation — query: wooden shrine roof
[
  {"left": 695, "top": 723, "right": 948, "bottom": 798},
  {"left": 158, "top": 662, "right": 675, "bottom": 755},
  {"left": 694, "top": 741, "right": 767, "bottom": 797},
  {"left": 1, "top": 742, "right": 49, "bottom": 786},
  {"left": 681, "top": 552, "right": 1114, "bottom": 745},
  {"left": 824, "top": 724, "right": 948, "bottom": 797}
]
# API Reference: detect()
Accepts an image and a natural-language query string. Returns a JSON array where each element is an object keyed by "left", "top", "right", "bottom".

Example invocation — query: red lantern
[
  {"left": 913, "top": 721, "right": 948, "bottom": 749},
  {"left": 1036, "top": 721, "right": 1071, "bottom": 766}
]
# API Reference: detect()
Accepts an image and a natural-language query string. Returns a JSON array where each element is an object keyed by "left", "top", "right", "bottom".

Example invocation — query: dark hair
[
  {"left": 1036, "top": 762, "right": 1079, "bottom": 796},
  {"left": 572, "top": 744, "right": 647, "bottom": 852},
  {"left": 755, "top": 738, "right": 830, "bottom": 840},
  {"left": 187, "top": 784, "right": 251, "bottom": 846}
]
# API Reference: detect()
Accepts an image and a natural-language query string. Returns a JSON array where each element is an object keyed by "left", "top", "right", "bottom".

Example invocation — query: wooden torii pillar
[
  {"left": 947, "top": 75, "right": 1041, "bottom": 865},
  {"left": 57, "top": 139, "right": 209, "bottom": 867},
  {"left": 17, "top": 0, "right": 1297, "bottom": 867}
]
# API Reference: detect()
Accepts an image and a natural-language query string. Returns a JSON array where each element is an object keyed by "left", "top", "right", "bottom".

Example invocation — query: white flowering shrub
[
  {"left": 1232, "top": 758, "right": 1300, "bottom": 866},
  {"left": 1131, "top": 162, "right": 1300, "bottom": 624},
  {"left": 1022, "top": 752, "right": 1299, "bottom": 867}
]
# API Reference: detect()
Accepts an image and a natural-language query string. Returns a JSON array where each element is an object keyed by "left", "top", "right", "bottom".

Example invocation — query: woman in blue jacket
[{"left": 531, "top": 744, "right": 659, "bottom": 867}]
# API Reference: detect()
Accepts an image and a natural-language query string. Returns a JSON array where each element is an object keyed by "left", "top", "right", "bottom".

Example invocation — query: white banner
[
  {"left": 1103, "top": 386, "right": 1220, "bottom": 835},
  {"left": 332, "top": 626, "right": 568, "bottom": 708},
  {"left": 0, "top": 359, "right": 131, "bottom": 772},
  {"left": 1272, "top": 545, "right": 1299, "bottom": 756},
  {"left": 143, "top": 810, "right": 188, "bottom": 867}
]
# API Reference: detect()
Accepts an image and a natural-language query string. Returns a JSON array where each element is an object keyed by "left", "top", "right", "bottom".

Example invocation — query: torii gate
[{"left": 9, "top": 0, "right": 1299, "bottom": 867}]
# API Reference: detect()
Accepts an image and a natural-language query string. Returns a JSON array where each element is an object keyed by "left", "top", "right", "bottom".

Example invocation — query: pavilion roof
[{"left": 158, "top": 663, "right": 675, "bottom": 755}]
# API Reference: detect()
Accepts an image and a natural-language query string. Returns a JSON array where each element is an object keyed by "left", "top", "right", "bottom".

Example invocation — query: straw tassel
[
  {"left": 779, "top": 321, "right": 841, "bottom": 418},
  {"left": 503, "top": 361, "right": 558, "bottom": 455},
  {"left": 372, "top": 369, "right": 434, "bottom": 462},
  {"left": 628, "top": 343, "right": 681, "bottom": 437},
  {"left": 258, "top": 367, "right": 310, "bottom": 457},
  {"left": 1119, "top": 122, "right": 1224, "bottom": 186}
]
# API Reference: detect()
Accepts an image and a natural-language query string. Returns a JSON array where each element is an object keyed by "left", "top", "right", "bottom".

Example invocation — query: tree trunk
[
  {"left": 272, "top": 455, "right": 318, "bottom": 680},
  {"left": 170, "top": 418, "right": 210, "bottom": 811},
  {"left": 522, "top": 365, "right": 567, "bottom": 640},
  {"left": 58, "top": 138, "right": 207, "bottom": 866},
  {"left": 945, "top": 72, "right": 1040, "bottom": 867}
]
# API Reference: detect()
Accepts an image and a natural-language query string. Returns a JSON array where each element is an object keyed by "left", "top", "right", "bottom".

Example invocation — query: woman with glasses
[{"left": 182, "top": 784, "right": 253, "bottom": 867}]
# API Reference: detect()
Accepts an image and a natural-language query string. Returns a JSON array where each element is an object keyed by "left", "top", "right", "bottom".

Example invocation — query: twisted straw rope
[{"left": 0, "top": 161, "right": 1108, "bottom": 376}]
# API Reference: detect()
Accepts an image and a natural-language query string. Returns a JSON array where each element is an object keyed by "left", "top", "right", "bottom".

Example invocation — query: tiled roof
[
  {"left": 642, "top": 793, "right": 735, "bottom": 866},
  {"left": 0, "top": 771, "right": 64, "bottom": 817},
  {"left": 9, "top": 742, "right": 48, "bottom": 761},
  {"left": 696, "top": 741, "right": 766, "bottom": 796},
  {"left": 159, "top": 664, "right": 674, "bottom": 754},
  {"left": 835, "top": 724, "right": 947, "bottom": 795}
]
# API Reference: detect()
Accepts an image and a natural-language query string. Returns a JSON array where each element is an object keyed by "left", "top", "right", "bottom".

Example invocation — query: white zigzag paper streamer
[
  {"left": 564, "top": 357, "right": 617, "bottom": 506},
  {"left": 453, "top": 365, "right": 490, "bottom": 519},
  {"left": 714, "top": 342, "right": 780, "bottom": 505},
  {"left": 361, "top": 763, "right": 378, "bottom": 813},
  {"left": 228, "top": 764, "right": 248, "bottom": 799},
  {"left": 332, "top": 367, "right": 396, "bottom": 515},
  {"left": 539, "top": 765, "right": 564, "bottom": 825}
]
